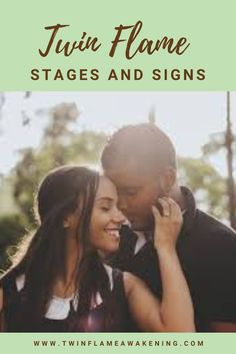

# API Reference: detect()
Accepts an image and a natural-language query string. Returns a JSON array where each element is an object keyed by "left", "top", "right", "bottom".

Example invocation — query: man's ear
[{"left": 159, "top": 167, "right": 176, "bottom": 195}]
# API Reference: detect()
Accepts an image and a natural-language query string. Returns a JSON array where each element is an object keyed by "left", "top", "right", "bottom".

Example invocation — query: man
[{"left": 101, "top": 123, "right": 236, "bottom": 332}]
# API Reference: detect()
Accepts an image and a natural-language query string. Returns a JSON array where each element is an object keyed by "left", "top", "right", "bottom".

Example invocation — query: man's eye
[
  {"left": 119, "top": 189, "right": 139, "bottom": 197},
  {"left": 126, "top": 191, "right": 137, "bottom": 196}
]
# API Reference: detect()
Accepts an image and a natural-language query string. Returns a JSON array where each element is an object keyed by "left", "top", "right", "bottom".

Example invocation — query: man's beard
[{"left": 130, "top": 213, "right": 155, "bottom": 232}]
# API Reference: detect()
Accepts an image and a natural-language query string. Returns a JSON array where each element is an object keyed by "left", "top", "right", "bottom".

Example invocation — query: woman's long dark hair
[{"left": 1, "top": 165, "right": 112, "bottom": 330}]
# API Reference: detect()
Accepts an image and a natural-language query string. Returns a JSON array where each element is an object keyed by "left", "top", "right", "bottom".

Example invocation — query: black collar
[{"left": 180, "top": 186, "right": 197, "bottom": 236}]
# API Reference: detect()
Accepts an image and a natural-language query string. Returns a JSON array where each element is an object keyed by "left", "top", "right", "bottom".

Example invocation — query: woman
[{"left": 0, "top": 166, "right": 195, "bottom": 332}]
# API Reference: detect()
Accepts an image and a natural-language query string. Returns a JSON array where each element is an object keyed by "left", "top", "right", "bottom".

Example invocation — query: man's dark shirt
[{"left": 110, "top": 187, "right": 236, "bottom": 331}]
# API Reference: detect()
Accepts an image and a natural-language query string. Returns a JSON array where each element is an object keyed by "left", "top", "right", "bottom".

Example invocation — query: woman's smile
[{"left": 104, "top": 227, "right": 120, "bottom": 239}]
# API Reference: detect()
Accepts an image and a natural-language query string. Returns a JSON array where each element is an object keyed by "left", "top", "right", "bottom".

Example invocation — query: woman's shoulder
[
  {"left": 103, "top": 263, "right": 143, "bottom": 291},
  {"left": 123, "top": 270, "right": 140, "bottom": 283},
  {"left": 0, "top": 267, "right": 25, "bottom": 299}
]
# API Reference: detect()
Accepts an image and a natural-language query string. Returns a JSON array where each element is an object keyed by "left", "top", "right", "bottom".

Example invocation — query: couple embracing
[{"left": 1, "top": 124, "right": 236, "bottom": 332}]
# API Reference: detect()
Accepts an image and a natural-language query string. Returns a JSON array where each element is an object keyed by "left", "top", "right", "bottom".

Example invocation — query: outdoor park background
[{"left": 0, "top": 91, "right": 235, "bottom": 271}]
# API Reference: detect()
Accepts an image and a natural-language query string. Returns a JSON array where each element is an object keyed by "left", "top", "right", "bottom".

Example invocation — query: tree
[
  {"left": 0, "top": 92, "right": 5, "bottom": 136},
  {"left": 0, "top": 214, "right": 26, "bottom": 271},
  {"left": 202, "top": 92, "right": 236, "bottom": 228},
  {"left": 178, "top": 157, "right": 228, "bottom": 220},
  {"left": 148, "top": 106, "right": 156, "bottom": 125},
  {"left": 12, "top": 102, "right": 107, "bottom": 224},
  {"left": 42, "top": 102, "right": 79, "bottom": 165}
]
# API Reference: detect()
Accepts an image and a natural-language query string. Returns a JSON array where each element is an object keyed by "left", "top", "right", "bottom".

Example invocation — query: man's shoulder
[
  {"left": 193, "top": 209, "right": 236, "bottom": 240},
  {"left": 189, "top": 209, "right": 236, "bottom": 263}
]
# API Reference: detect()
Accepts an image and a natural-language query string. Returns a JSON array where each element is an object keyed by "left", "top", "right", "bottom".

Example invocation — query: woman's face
[{"left": 89, "top": 176, "right": 126, "bottom": 256}]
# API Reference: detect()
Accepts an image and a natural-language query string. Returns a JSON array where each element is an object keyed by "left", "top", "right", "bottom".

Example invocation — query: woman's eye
[{"left": 101, "top": 206, "right": 110, "bottom": 211}]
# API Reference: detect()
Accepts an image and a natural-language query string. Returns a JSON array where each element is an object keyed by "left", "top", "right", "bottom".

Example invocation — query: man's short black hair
[{"left": 101, "top": 123, "right": 176, "bottom": 174}]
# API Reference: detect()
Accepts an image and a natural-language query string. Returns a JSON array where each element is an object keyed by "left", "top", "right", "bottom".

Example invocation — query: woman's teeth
[{"left": 105, "top": 229, "right": 120, "bottom": 238}]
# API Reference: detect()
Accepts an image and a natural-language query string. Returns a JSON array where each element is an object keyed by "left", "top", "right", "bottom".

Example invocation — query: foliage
[
  {"left": 178, "top": 157, "right": 228, "bottom": 220},
  {"left": 12, "top": 103, "right": 107, "bottom": 224},
  {"left": 202, "top": 123, "right": 236, "bottom": 228},
  {"left": 0, "top": 214, "right": 26, "bottom": 271},
  {"left": 202, "top": 132, "right": 236, "bottom": 156}
]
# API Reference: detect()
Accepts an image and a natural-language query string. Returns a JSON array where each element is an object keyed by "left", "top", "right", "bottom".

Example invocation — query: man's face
[{"left": 104, "top": 163, "right": 164, "bottom": 231}]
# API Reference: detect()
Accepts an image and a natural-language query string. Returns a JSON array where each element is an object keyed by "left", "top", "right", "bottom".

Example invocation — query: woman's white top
[{"left": 15, "top": 264, "right": 114, "bottom": 320}]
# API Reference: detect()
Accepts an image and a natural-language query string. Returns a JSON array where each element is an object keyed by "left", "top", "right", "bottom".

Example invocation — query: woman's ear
[
  {"left": 63, "top": 204, "right": 81, "bottom": 229},
  {"left": 63, "top": 217, "right": 70, "bottom": 229},
  {"left": 63, "top": 214, "right": 76, "bottom": 229},
  {"left": 160, "top": 167, "right": 176, "bottom": 195}
]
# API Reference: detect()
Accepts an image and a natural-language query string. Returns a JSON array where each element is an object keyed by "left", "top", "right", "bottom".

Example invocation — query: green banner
[
  {"left": 0, "top": 333, "right": 236, "bottom": 354},
  {"left": 0, "top": 0, "right": 235, "bottom": 90}
]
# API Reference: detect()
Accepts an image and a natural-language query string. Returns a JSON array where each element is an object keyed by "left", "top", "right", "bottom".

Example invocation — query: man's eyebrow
[{"left": 119, "top": 186, "right": 141, "bottom": 190}]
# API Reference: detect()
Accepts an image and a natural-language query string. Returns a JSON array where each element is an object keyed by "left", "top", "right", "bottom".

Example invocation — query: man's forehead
[{"left": 105, "top": 167, "right": 155, "bottom": 186}]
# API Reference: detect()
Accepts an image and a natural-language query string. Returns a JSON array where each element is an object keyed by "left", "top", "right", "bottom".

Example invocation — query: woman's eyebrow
[{"left": 95, "top": 197, "right": 114, "bottom": 202}]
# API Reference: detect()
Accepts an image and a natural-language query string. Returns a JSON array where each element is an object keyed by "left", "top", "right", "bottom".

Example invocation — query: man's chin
[
  {"left": 130, "top": 218, "right": 154, "bottom": 232},
  {"left": 130, "top": 223, "right": 151, "bottom": 232}
]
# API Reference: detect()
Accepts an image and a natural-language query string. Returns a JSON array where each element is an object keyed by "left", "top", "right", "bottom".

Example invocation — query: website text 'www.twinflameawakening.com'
[{"left": 33, "top": 339, "right": 204, "bottom": 348}]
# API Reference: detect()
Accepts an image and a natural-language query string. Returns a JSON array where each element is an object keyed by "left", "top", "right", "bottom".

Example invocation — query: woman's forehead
[{"left": 96, "top": 176, "right": 117, "bottom": 199}]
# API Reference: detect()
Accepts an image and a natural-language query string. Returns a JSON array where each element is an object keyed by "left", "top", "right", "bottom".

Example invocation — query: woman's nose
[
  {"left": 113, "top": 208, "right": 127, "bottom": 224},
  {"left": 117, "top": 196, "right": 128, "bottom": 214}
]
